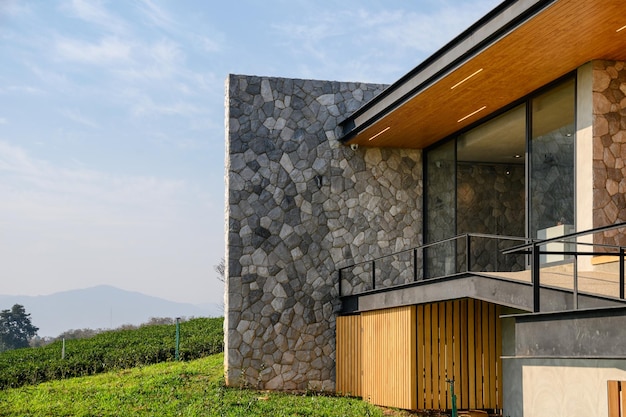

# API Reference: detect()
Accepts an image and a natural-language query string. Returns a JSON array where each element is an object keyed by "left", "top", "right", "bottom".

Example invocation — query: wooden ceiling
[{"left": 343, "top": 0, "right": 626, "bottom": 149}]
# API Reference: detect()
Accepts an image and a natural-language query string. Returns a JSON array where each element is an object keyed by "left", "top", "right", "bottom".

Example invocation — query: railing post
[
  {"left": 466, "top": 234, "right": 471, "bottom": 273},
  {"left": 532, "top": 242, "right": 540, "bottom": 313},
  {"left": 372, "top": 260, "right": 376, "bottom": 290},
  {"left": 413, "top": 248, "right": 418, "bottom": 282},
  {"left": 619, "top": 246, "right": 624, "bottom": 300}
]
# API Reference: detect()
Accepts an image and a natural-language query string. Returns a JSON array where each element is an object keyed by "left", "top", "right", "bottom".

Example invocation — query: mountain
[{"left": 0, "top": 285, "right": 223, "bottom": 337}]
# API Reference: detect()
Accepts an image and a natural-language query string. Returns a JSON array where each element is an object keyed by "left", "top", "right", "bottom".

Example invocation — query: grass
[{"left": 0, "top": 353, "right": 392, "bottom": 417}]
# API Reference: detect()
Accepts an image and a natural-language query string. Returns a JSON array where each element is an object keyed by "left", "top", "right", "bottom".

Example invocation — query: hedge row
[{"left": 0, "top": 317, "right": 223, "bottom": 389}]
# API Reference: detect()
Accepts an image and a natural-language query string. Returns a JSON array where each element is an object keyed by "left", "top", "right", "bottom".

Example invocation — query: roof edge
[{"left": 339, "top": 0, "right": 557, "bottom": 144}]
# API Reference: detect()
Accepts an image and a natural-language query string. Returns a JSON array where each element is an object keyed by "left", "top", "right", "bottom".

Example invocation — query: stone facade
[
  {"left": 593, "top": 60, "right": 626, "bottom": 247},
  {"left": 225, "top": 75, "right": 423, "bottom": 390}
]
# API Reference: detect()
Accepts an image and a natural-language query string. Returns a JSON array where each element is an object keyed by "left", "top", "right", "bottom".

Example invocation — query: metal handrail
[
  {"left": 503, "top": 221, "right": 626, "bottom": 254},
  {"left": 338, "top": 233, "right": 527, "bottom": 297},
  {"left": 338, "top": 224, "right": 626, "bottom": 313},
  {"left": 503, "top": 222, "right": 626, "bottom": 312},
  {"left": 339, "top": 232, "right": 527, "bottom": 271}
]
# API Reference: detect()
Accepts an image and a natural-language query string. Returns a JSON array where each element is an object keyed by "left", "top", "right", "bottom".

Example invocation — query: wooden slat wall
[
  {"left": 416, "top": 299, "right": 502, "bottom": 411},
  {"left": 608, "top": 380, "right": 625, "bottom": 417},
  {"left": 336, "top": 315, "right": 362, "bottom": 397},
  {"left": 361, "top": 306, "right": 417, "bottom": 410}
]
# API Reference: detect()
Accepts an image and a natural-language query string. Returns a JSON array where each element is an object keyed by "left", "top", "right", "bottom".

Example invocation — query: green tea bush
[{"left": 0, "top": 317, "right": 223, "bottom": 389}]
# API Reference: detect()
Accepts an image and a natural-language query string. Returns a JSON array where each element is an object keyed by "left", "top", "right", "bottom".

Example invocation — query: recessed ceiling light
[
  {"left": 368, "top": 126, "right": 391, "bottom": 141},
  {"left": 514, "top": 154, "right": 522, "bottom": 159},
  {"left": 617, "top": 24, "right": 626, "bottom": 33},
  {"left": 457, "top": 106, "right": 486, "bottom": 123},
  {"left": 451, "top": 68, "right": 484, "bottom": 90}
]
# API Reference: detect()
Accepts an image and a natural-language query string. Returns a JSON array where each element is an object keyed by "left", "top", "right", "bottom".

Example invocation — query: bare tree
[{"left": 214, "top": 257, "right": 225, "bottom": 283}]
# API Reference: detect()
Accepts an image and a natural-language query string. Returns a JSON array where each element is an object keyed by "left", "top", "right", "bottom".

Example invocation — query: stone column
[{"left": 592, "top": 60, "right": 626, "bottom": 247}]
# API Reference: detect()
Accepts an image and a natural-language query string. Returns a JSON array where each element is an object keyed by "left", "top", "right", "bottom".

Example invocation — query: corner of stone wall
[{"left": 224, "top": 74, "right": 423, "bottom": 391}]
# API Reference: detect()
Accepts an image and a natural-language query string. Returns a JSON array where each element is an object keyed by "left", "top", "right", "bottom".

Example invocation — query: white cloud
[
  {"left": 0, "top": 140, "right": 188, "bottom": 224},
  {"left": 0, "top": 0, "right": 31, "bottom": 18},
  {"left": 268, "top": 1, "right": 501, "bottom": 82},
  {"left": 55, "top": 36, "right": 133, "bottom": 64},
  {"left": 197, "top": 36, "right": 221, "bottom": 53},
  {"left": 59, "top": 108, "right": 99, "bottom": 128},
  {"left": 129, "top": 92, "right": 207, "bottom": 118},
  {"left": 5, "top": 85, "right": 45, "bottom": 95},
  {"left": 136, "top": 0, "right": 175, "bottom": 31},
  {"left": 61, "top": 0, "right": 128, "bottom": 35}
]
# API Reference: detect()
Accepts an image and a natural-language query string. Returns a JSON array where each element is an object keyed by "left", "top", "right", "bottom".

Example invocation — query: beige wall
[
  {"left": 576, "top": 62, "right": 594, "bottom": 270},
  {"left": 504, "top": 358, "right": 626, "bottom": 417}
]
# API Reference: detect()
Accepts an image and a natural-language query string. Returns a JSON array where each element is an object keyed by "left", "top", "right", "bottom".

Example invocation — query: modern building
[{"left": 224, "top": 0, "right": 626, "bottom": 415}]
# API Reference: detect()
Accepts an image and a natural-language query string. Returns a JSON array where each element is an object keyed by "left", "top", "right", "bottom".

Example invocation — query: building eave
[{"left": 339, "top": 0, "right": 626, "bottom": 149}]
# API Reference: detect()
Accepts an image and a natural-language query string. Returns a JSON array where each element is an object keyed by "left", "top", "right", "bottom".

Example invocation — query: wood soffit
[{"left": 343, "top": 0, "right": 626, "bottom": 149}]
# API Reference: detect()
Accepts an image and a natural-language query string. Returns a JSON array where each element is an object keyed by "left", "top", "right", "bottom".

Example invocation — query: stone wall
[
  {"left": 593, "top": 60, "right": 626, "bottom": 247},
  {"left": 225, "top": 74, "right": 423, "bottom": 390}
]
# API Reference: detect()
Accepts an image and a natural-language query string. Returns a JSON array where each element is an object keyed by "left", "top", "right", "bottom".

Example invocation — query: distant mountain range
[{"left": 0, "top": 285, "right": 223, "bottom": 337}]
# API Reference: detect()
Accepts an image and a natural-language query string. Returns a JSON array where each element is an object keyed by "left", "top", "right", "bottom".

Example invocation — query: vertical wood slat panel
[
  {"left": 439, "top": 302, "right": 447, "bottom": 408},
  {"left": 431, "top": 304, "right": 440, "bottom": 408},
  {"left": 453, "top": 299, "right": 462, "bottom": 406},
  {"left": 445, "top": 301, "right": 454, "bottom": 411},
  {"left": 485, "top": 304, "right": 499, "bottom": 407},
  {"left": 608, "top": 380, "right": 621, "bottom": 417},
  {"left": 476, "top": 303, "right": 490, "bottom": 408},
  {"left": 460, "top": 299, "right": 469, "bottom": 410},
  {"left": 424, "top": 304, "right": 433, "bottom": 409},
  {"left": 336, "top": 315, "right": 361, "bottom": 397},
  {"left": 415, "top": 299, "right": 502, "bottom": 411},
  {"left": 417, "top": 307, "right": 425, "bottom": 409},
  {"left": 468, "top": 299, "right": 477, "bottom": 410},
  {"left": 495, "top": 304, "right": 503, "bottom": 408},
  {"left": 361, "top": 306, "right": 416, "bottom": 410},
  {"left": 345, "top": 300, "right": 502, "bottom": 412}
]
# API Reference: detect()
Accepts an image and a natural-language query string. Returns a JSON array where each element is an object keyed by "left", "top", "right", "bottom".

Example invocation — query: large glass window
[
  {"left": 424, "top": 76, "right": 576, "bottom": 272},
  {"left": 530, "top": 78, "right": 576, "bottom": 238},
  {"left": 425, "top": 140, "right": 455, "bottom": 242},
  {"left": 457, "top": 104, "right": 526, "bottom": 237}
]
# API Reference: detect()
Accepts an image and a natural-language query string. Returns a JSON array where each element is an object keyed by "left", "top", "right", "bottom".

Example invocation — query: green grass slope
[
  {"left": 0, "top": 317, "right": 223, "bottom": 389},
  {"left": 0, "top": 353, "right": 387, "bottom": 417}
]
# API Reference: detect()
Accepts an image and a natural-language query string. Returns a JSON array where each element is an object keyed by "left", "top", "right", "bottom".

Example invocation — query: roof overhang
[{"left": 339, "top": 0, "right": 626, "bottom": 149}]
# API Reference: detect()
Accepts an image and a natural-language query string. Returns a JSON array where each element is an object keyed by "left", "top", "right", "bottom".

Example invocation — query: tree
[
  {"left": 214, "top": 257, "right": 225, "bottom": 283},
  {"left": 0, "top": 304, "right": 39, "bottom": 352}
]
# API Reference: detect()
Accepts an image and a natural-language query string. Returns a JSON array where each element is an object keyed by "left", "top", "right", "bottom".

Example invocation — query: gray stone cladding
[{"left": 224, "top": 74, "right": 423, "bottom": 391}]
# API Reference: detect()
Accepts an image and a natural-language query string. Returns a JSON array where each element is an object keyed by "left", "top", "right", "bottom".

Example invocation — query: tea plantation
[{"left": 0, "top": 317, "right": 223, "bottom": 389}]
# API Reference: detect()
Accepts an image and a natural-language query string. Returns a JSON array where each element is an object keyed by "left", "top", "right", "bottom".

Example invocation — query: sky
[{"left": 0, "top": 0, "right": 501, "bottom": 309}]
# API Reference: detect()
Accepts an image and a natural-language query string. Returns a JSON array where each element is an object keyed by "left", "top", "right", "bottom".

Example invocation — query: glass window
[
  {"left": 424, "top": 76, "right": 576, "bottom": 272},
  {"left": 425, "top": 139, "right": 455, "bottom": 242},
  {"left": 457, "top": 104, "right": 526, "bottom": 237},
  {"left": 530, "top": 78, "right": 576, "bottom": 239}
]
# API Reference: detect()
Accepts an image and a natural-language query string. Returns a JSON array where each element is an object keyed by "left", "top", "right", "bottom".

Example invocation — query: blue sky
[{"left": 0, "top": 0, "right": 500, "bottom": 308}]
